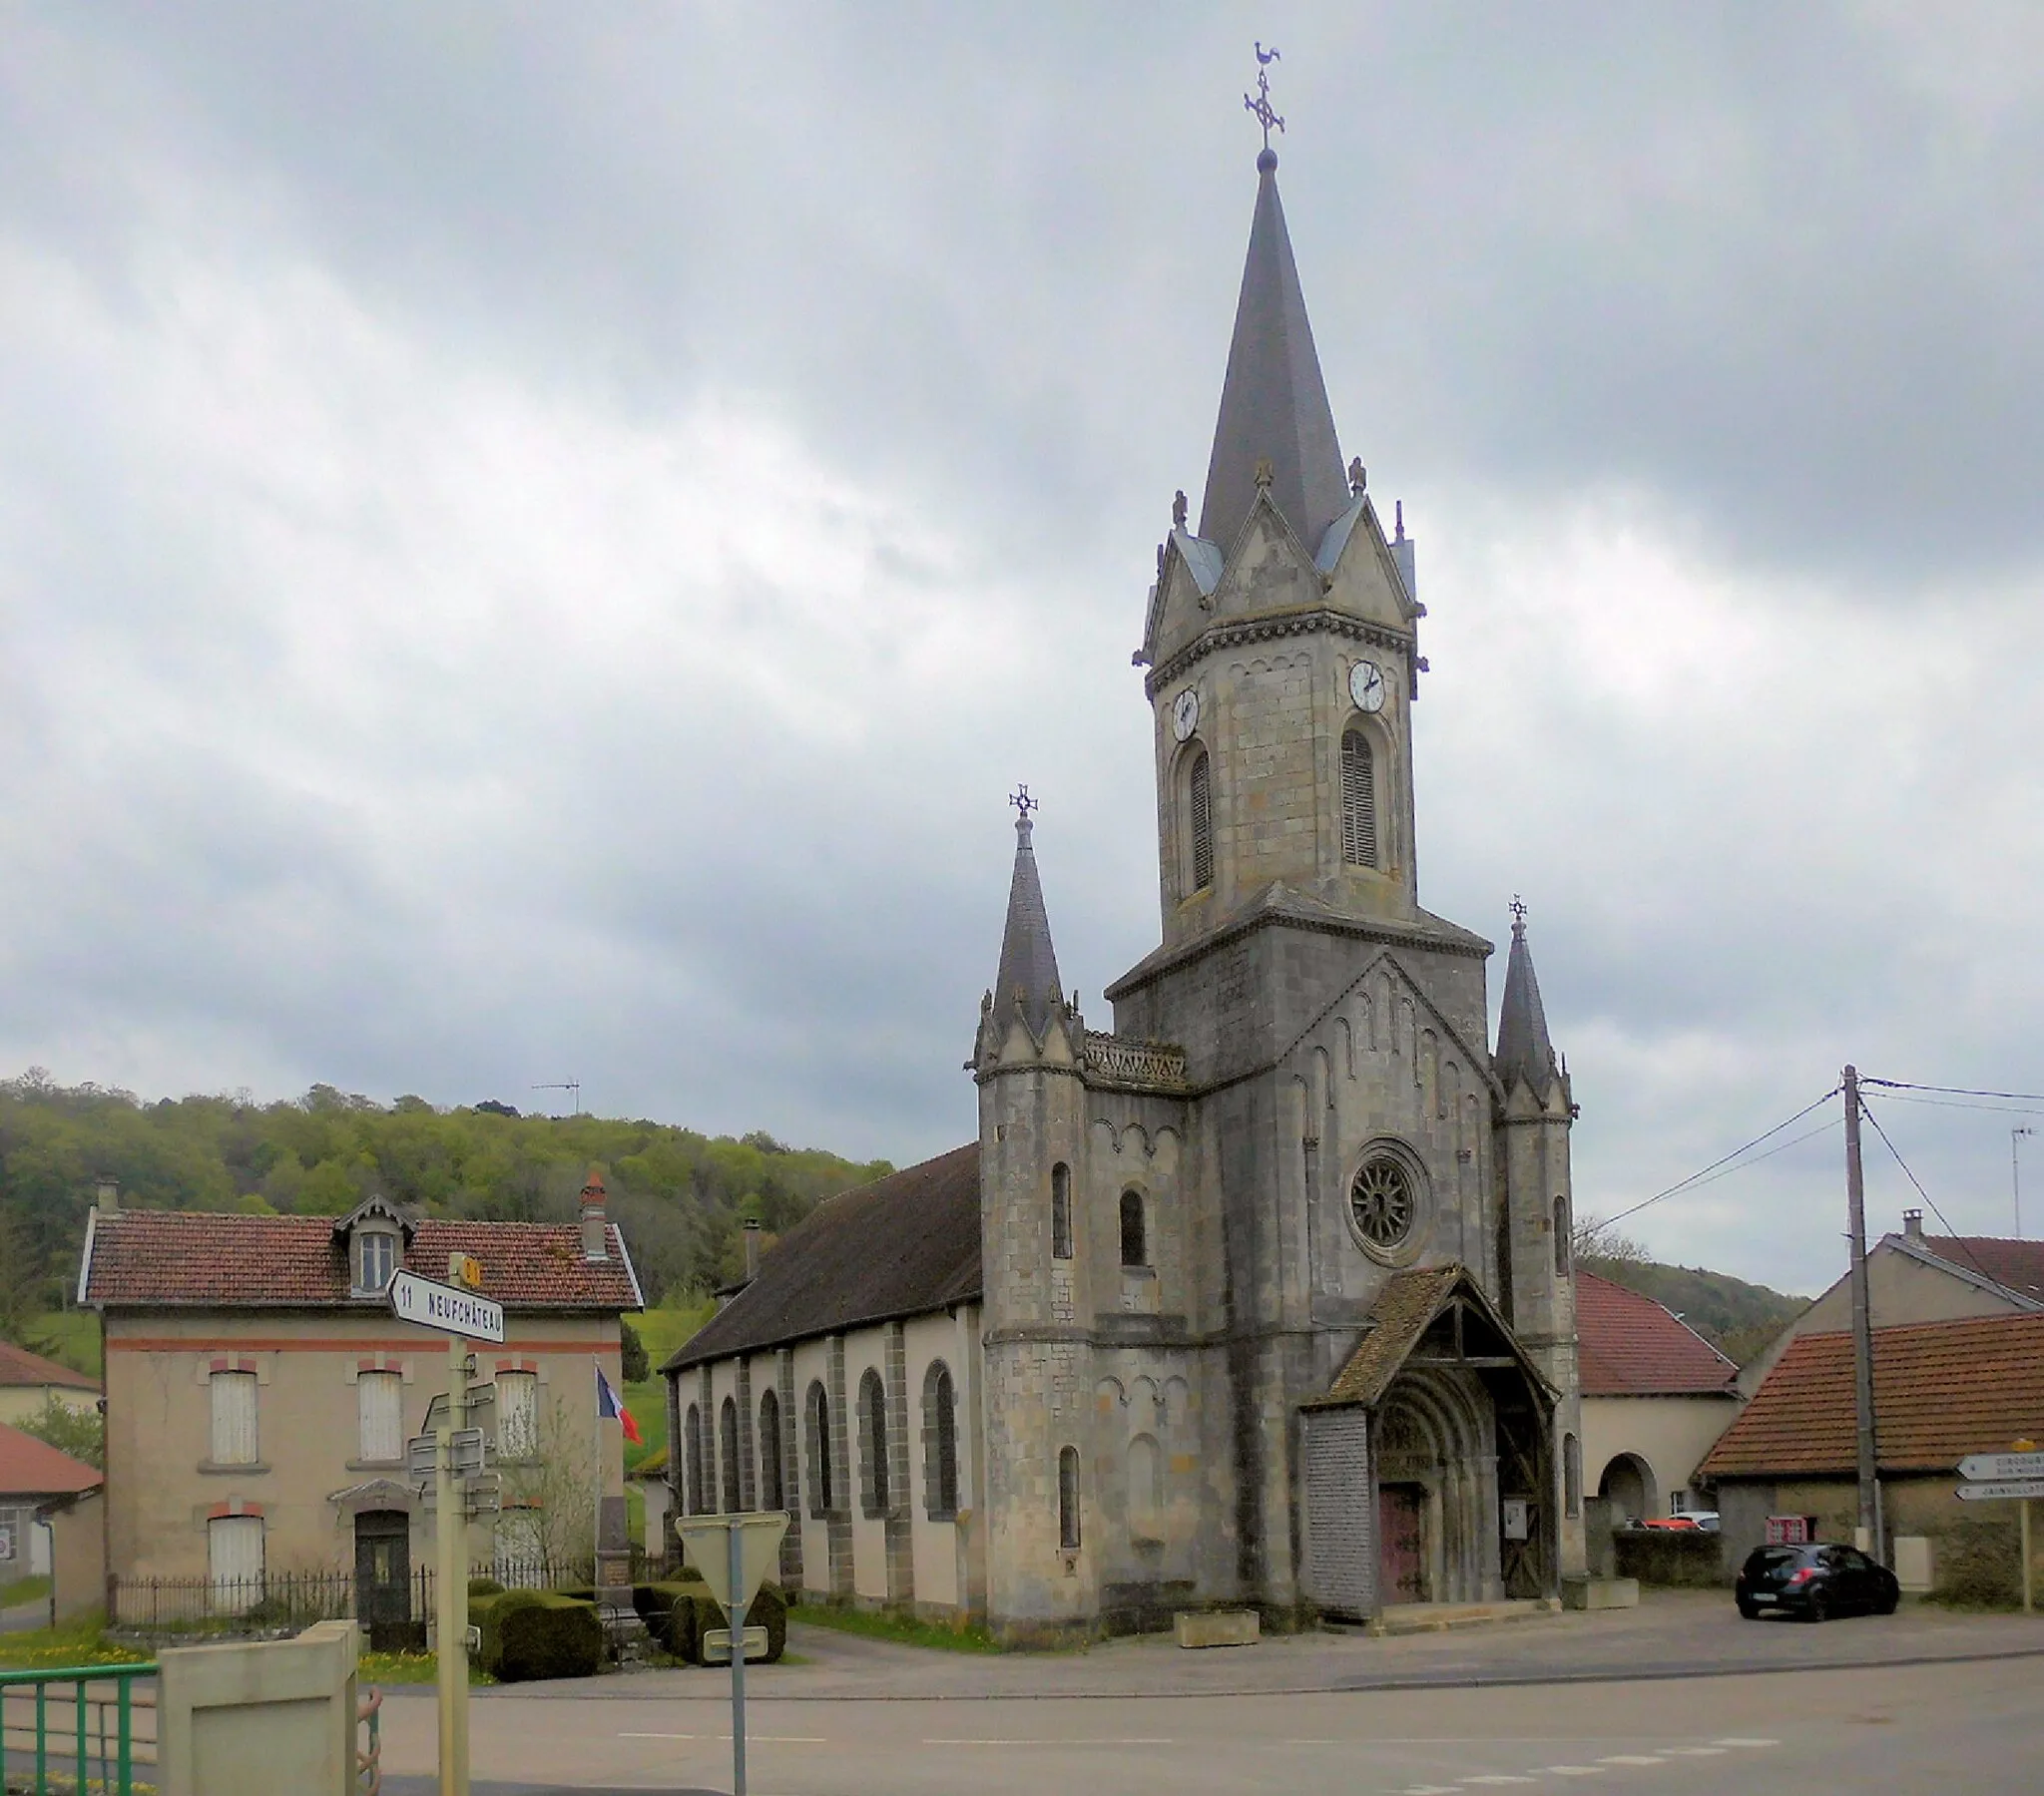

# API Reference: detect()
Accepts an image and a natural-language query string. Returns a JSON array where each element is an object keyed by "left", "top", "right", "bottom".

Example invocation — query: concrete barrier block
[
  {"left": 158, "top": 1618, "right": 359, "bottom": 1796},
  {"left": 1175, "top": 1608, "right": 1260, "bottom": 1648},
  {"left": 1560, "top": 1575, "right": 1639, "bottom": 1611}
]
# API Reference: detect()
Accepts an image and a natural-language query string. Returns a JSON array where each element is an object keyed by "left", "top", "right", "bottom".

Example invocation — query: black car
[{"left": 1736, "top": 1543, "right": 1900, "bottom": 1621}]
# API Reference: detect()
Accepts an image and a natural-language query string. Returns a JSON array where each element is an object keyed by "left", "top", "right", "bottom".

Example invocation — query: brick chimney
[
  {"left": 94, "top": 1176, "right": 119, "bottom": 1213},
  {"left": 580, "top": 1167, "right": 610, "bottom": 1261},
  {"left": 1902, "top": 1207, "right": 1923, "bottom": 1239},
  {"left": 744, "top": 1218, "right": 762, "bottom": 1283}
]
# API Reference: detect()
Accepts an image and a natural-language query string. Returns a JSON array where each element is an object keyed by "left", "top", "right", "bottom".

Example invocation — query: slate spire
[
  {"left": 991, "top": 790, "right": 1065, "bottom": 1041},
  {"left": 1198, "top": 148, "right": 1349, "bottom": 555},
  {"left": 1494, "top": 899, "right": 1557, "bottom": 1094}
]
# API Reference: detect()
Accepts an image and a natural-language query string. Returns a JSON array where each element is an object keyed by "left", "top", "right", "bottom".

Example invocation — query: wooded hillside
[
  {"left": 1582, "top": 1252, "right": 1808, "bottom": 1366},
  {"left": 0, "top": 1069, "right": 892, "bottom": 1339}
]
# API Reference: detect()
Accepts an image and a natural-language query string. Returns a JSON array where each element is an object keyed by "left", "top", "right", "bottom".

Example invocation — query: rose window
[{"left": 1349, "top": 1156, "right": 1415, "bottom": 1250}]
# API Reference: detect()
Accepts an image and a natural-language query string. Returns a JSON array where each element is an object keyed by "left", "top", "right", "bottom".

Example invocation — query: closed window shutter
[
  {"left": 498, "top": 1372, "right": 538, "bottom": 1460},
  {"left": 211, "top": 1371, "right": 257, "bottom": 1466},
  {"left": 208, "top": 1515, "right": 264, "bottom": 1608},
  {"left": 358, "top": 1372, "right": 403, "bottom": 1463},
  {"left": 1189, "top": 754, "right": 1214, "bottom": 890},
  {"left": 1341, "top": 731, "right": 1377, "bottom": 868}
]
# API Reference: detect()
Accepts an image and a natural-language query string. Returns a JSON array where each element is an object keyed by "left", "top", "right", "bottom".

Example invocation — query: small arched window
[
  {"left": 1051, "top": 1163, "right": 1073, "bottom": 1260},
  {"left": 1119, "top": 1190, "right": 1147, "bottom": 1268},
  {"left": 685, "top": 1405, "right": 706, "bottom": 1515},
  {"left": 805, "top": 1382, "right": 832, "bottom": 1519},
  {"left": 1058, "top": 1445, "right": 1081, "bottom": 1550},
  {"left": 1129, "top": 1433, "right": 1162, "bottom": 1538},
  {"left": 858, "top": 1368, "right": 890, "bottom": 1518},
  {"left": 1554, "top": 1195, "right": 1571, "bottom": 1276},
  {"left": 1341, "top": 729, "right": 1378, "bottom": 868},
  {"left": 923, "top": 1361, "right": 959, "bottom": 1520},
  {"left": 1189, "top": 752, "right": 1214, "bottom": 892},
  {"left": 1564, "top": 1431, "right": 1583, "bottom": 1520},
  {"left": 720, "top": 1395, "right": 742, "bottom": 1512},
  {"left": 760, "top": 1388, "right": 785, "bottom": 1511}
]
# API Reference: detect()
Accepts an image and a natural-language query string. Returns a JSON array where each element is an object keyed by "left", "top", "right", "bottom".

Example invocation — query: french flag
[{"left": 596, "top": 1361, "right": 643, "bottom": 1446}]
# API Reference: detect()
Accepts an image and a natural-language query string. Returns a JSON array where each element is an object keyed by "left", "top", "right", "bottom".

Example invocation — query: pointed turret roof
[
  {"left": 1494, "top": 902, "right": 1556, "bottom": 1093},
  {"left": 991, "top": 798, "right": 1064, "bottom": 1041},
  {"left": 1199, "top": 149, "right": 1349, "bottom": 556}
]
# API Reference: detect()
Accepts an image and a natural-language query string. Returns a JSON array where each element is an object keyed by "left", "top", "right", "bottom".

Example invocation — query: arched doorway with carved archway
[{"left": 1598, "top": 1451, "right": 1656, "bottom": 1525}]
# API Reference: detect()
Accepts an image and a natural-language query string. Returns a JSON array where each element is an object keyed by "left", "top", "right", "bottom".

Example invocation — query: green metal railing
[{"left": 0, "top": 1663, "right": 156, "bottom": 1795}]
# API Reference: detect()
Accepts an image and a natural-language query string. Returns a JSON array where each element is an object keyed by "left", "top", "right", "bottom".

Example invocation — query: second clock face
[
  {"left": 1349, "top": 660, "right": 1386, "bottom": 713},
  {"left": 1172, "top": 687, "right": 1201, "bottom": 740}
]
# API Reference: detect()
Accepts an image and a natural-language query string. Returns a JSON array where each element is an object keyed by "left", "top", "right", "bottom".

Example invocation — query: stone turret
[
  {"left": 974, "top": 795, "right": 1094, "bottom": 1638},
  {"left": 1491, "top": 903, "right": 1585, "bottom": 1575}
]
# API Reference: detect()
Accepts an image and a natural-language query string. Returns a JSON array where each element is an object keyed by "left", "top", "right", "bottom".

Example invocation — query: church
[{"left": 666, "top": 133, "right": 1586, "bottom": 1640}]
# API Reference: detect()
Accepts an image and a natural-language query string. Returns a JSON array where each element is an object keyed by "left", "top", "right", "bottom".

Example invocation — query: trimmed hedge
[
  {"left": 468, "top": 1576, "right": 506, "bottom": 1598},
  {"left": 472, "top": 1588, "right": 604, "bottom": 1682},
  {"left": 631, "top": 1575, "right": 787, "bottom": 1664}
]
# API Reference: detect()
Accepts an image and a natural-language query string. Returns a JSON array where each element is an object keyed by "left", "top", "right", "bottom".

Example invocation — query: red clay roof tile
[
  {"left": 81, "top": 1210, "right": 641, "bottom": 1312},
  {"left": 0, "top": 1421, "right": 102, "bottom": 1498},
  {"left": 1576, "top": 1270, "right": 1739, "bottom": 1397},
  {"left": 1700, "top": 1312, "right": 2044, "bottom": 1480},
  {"left": 0, "top": 1339, "right": 98, "bottom": 1392}
]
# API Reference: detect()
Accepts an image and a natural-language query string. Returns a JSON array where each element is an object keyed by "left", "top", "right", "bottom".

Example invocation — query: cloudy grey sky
[{"left": 4, "top": 3, "right": 2041, "bottom": 1295}]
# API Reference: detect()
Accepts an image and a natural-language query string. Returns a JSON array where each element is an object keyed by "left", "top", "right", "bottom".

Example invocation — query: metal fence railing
[
  {"left": 109, "top": 1558, "right": 619, "bottom": 1636},
  {"left": 0, "top": 1663, "right": 157, "bottom": 1796}
]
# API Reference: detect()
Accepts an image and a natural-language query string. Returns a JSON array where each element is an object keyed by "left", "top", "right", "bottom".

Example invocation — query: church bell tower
[{"left": 1135, "top": 143, "right": 1426, "bottom": 952}]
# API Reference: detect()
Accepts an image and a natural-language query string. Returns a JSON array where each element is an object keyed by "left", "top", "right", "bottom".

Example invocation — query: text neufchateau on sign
[{"left": 388, "top": 1267, "right": 506, "bottom": 1343}]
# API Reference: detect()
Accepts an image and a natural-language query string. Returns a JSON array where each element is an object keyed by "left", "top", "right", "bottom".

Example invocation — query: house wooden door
[
  {"left": 1378, "top": 1485, "right": 1426, "bottom": 1603},
  {"left": 354, "top": 1512, "right": 414, "bottom": 1651}
]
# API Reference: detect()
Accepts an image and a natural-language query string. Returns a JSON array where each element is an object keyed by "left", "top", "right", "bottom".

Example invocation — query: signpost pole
[
  {"left": 435, "top": 1347, "right": 458, "bottom": 1796},
  {"left": 729, "top": 1524, "right": 748, "bottom": 1796},
  {"left": 449, "top": 1329, "right": 471, "bottom": 1791},
  {"left": 2023, "top": 1498, "right": 2034, "bottom": 1615}
]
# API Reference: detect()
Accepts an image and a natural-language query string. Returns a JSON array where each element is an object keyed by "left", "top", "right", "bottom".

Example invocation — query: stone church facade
[{"left": 668, "top": 144, "right": 1585, "bottom": 1639}]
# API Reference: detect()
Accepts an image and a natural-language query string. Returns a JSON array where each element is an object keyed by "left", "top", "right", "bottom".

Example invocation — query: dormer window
[
  {"left": 336, "top": 1193, "right": 413, "bottom": 1298},
  {"left": 355, "top": 1228, "right": 397, "bottom": 1295}
]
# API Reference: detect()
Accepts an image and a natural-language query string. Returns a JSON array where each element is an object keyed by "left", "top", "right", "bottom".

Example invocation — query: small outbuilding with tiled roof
[
  {"left": 1575, "top": 1270, "right": 1742, "bottom": 1525},
  {"left": 0, "top": 1338, "right": 99, "bottom": 1428},
  {"left": 0, "top": 1419, "right": 105, "bottom": 1622},
  {"left": 1700, "top": 1312, "right": 2044, "bottom": 1603}
]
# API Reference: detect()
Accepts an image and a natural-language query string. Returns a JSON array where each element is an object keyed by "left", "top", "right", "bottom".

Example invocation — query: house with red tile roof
[
  {"left": 1700, "top": 1311, "right": 2044, "bottom": 1601},
  {"left": 77, "top": 1175, "right": 640, "bottom": 1632},
  {"left": 0, "top": 1338, "right": 99, "bottom": 1428},
  {"left": 1739, "top": 1209, "right": 2044, "bottom": 1396},
  {"left": 1575, "top": 1270, "right": 1741, "bottom": 1523},
  {"left": 0, "top": 1419, "right": 104, "bottom": 1622}
]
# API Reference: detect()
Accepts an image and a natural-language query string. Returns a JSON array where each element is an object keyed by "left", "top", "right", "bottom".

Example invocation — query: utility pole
[
  {"left": 2015, "top": 1127, "right": 2034, "bottom": 1238},
  {"left": 1843, "top": 1066, "right": 1881, "bottom": 1557}
]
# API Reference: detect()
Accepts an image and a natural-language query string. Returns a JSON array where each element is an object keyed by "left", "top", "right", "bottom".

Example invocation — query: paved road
[{"left": 379, "top": 1655, "right": 2042, "bottom": 1794}]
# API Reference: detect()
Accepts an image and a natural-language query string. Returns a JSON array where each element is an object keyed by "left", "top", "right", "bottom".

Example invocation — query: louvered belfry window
[
  {"left": 1341, "top": 730, "right": 1378, "bottom": 868},
  {"left": 1189, "top": 752, "right": 1214, "bottom": 891}
]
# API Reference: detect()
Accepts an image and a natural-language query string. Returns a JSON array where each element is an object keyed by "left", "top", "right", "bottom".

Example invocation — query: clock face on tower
[
  {"left": 1172, "top": 687, "right": 1201, "bottom": 741},
  {"left": 1348, "top": 660, "right": 1386, "bottom": 713}
]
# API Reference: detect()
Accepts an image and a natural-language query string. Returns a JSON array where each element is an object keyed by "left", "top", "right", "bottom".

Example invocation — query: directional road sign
[
  {"left": 1958, "top": 1479, "right": 2044, "bottom": 1502},
  {"left": 387, "top": 1268, "right": 504, "bottom": 1343},
  {"left": 1957, "top": 1451, "right": 2044, "bottom": 1483}
]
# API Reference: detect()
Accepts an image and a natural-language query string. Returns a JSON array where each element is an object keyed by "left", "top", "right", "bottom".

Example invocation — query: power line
[
  {"left": 1863, "top": 1078, "right": 2044, "bottom": 1105},
  {"left": 1856, "top": 1096, "right": 2002, "bottom": 1286},
  {"left": 1872, "top": 1091, "right": 2044, "bottom": 1118},
  {"left": 1585, "top": 1087, "right": 1842, "bottom": 1233}
]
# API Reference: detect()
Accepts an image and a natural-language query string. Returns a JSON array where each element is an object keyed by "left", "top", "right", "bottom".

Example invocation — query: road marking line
[
  {"left": 1713, "top": 1738, "right": 1781, "bottom": 1748},
  {"left": 1398, "top": 1785, "right": 1463, "bottom": 1794},
  {"left": 1543, "top": 1768, "right": 1605, "bottom": 1777},
  {"left": 1664, "top": 1747, "right": 1726, "bottom": 1756},
  {"left": 1464, "top": 1777, "right": 1538, "bottom": 1786},
  {"left": 1599, "top": 1756, "right": 1666, "bottom": 1766}
]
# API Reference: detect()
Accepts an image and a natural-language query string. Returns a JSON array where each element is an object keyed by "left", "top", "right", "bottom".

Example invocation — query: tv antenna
[{"left": 532, "top": 1081, "right": 582, "bottom": 1118}]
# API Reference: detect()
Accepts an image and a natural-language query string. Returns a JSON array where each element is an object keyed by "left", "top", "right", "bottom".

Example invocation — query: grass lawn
[
  {"left": 0, "top": 1574, "right": 52, "bottom": 1608},
  {"left": 22, "top": 1310, "right": 102, "bottom": 1380},
  {"left": 0, "top": 1616, "right": 152, "bottom": 1673},
  {"left": 790, "top": 1603, "right": 1001, "bottom": 1654},
  {"left": 622, "top": 1299, "right": 712, "bottom": 1475}
]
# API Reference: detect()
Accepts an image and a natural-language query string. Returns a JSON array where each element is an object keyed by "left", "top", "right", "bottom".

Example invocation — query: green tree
[
  {"left": 16, "top": 1394, "right": 104, "bottom": 1470},
  {"left": 619, "top": 1318, "right": 650, "bottom": 1384}
]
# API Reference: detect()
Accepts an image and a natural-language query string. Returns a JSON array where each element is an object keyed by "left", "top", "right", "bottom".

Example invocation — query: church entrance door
[{"left": 1377, "top": 1485, "right": 1426, "bottom": 1603}]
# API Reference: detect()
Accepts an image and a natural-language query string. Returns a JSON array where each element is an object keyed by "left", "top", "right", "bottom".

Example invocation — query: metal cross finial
[
  {"left": 1245, "top": 45, "right": 1284, "bottom": 153},
  {"left": 1011, "top": 785, "right": 1037, "bottom": 821},
  {"left": 1509, "top": 894, "right": 1529, "bottom": 933}
]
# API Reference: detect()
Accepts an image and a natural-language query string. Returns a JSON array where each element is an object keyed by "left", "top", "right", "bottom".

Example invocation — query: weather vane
[
  {"left": 1245, "top": 43, "right": 1284, "bottom": 153},
  {"left": 1011, "top": 785, "right": 1037, "bottom": 821}
]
